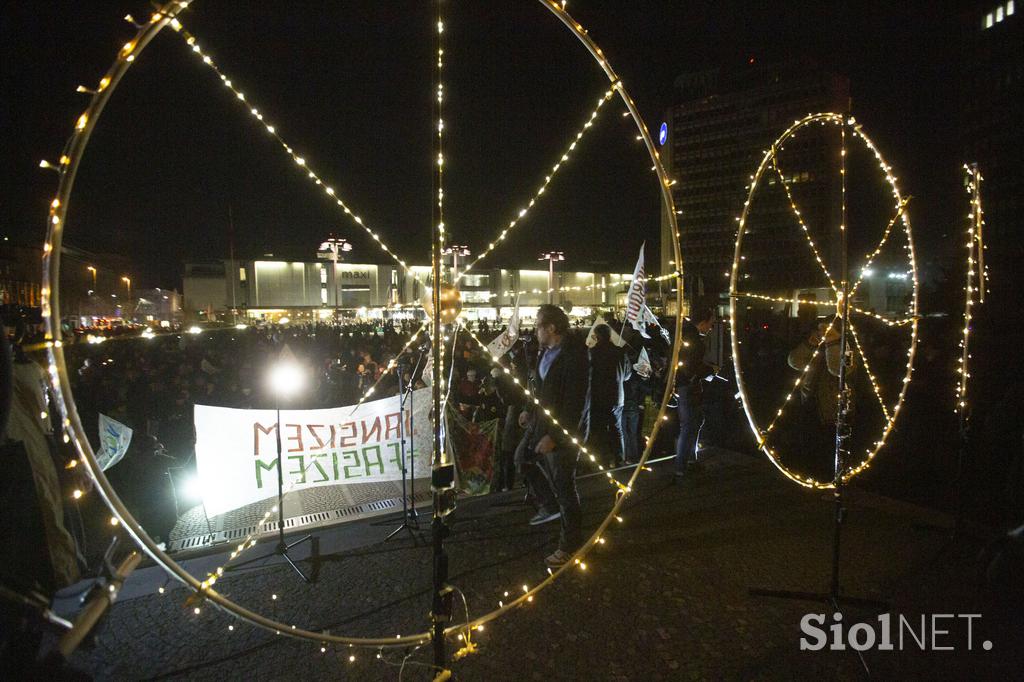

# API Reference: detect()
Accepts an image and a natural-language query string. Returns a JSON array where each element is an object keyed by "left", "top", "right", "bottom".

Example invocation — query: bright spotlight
[
  {"left": 181, "top": 474, "right": 204, "bottom": 504},
  {"left": 187, "top": 325, "right": 202, "bottom": 335},
  {"left": 234, "top": 323, "right": 247, "bottom": 330},
  {"left": 268, "top": 361, "right": 304, "bottom": 398}
]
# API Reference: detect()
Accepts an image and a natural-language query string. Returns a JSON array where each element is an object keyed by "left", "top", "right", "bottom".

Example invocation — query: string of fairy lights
[
  {"left": 168, "top": 18, "right": 424, "bottom": 287},
  {"left": 956, "top": 164, "right": 987, "bottom": 415},
  {"left": 454, "top": 85, "right": 617, "bottom": 282},
  {"left": 731, "top": 291, "right": 915, "bottom": 328},
  {"left": 729, "top": 112, "right": 919, "bottom": 490},
  {"left": 770, "top": 157, "right": 838, "bottom": 294},
  {"left": 38, "top": 0, "right": 687, "bottom": 663},
  {"left": 460, "top": 325, "right": 636, "bottom": 496}
]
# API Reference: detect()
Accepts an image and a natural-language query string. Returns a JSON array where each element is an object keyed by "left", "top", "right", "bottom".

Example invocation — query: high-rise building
[
  {"left": 659, "top": 59, "right": 850, "bottom": 308},
  {"left": 959, "top": 1, "right": 1022, "bottom": 288}
]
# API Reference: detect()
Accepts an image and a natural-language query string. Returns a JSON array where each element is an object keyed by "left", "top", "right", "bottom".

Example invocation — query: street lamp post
[
  {"left": 318, "top": 235, "right": 353, "bottom": 319},
  {"left": 121, "top": 276, "right": 132, "bottom": 322},
  {"left": 538, "top": 251, "right": 565, "bottom": 304},
  {"left": 87, "top": 265, "right": 97, "bottom": 294},
  {"left": 442, "top": 244, "right": 470, "bottom": 281}
]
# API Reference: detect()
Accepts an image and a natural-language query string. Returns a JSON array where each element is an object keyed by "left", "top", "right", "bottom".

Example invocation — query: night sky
[{"left": 3, "top": 1, "right": 966, "bottom": 290}]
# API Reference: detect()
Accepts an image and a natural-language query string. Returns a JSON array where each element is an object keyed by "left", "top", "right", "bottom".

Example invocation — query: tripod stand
[
  {"left": 383, "top": 352, "right": 426, "bottom": 544},
  {"left": 229, "top": 359, "right": 316, "bottom": 582},
  {"left": 749, "top": 129, "right": 885, "bottom": 677}
]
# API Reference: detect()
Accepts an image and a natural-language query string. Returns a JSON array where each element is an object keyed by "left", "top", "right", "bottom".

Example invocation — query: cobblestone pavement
[{"left": 68, "top": 450, "right": 1023, "bottom": 680}]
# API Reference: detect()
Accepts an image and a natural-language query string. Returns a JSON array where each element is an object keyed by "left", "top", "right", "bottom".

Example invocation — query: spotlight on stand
[
  {"left": 229, "top": 345, "right": 317, "bottom": 582},
  {"left": 267, "top": 356, "right": 304, "bottom": 399}
]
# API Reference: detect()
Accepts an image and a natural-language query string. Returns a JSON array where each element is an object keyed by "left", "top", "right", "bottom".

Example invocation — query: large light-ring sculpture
[
  {"left": 39, "top": 0, "right": 685, "bottom": 651},
  {"left": 729, "top": 113, "right": 919, "bottom": 490}
]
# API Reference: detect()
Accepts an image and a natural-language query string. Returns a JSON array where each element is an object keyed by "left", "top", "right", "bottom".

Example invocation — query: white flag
[
  {"left": 487, "top": 297, "right": 520, "bottom": 358},
  {"left": 642, "top": 305, "right": 671, "bottom": 344},
  {"left": 96, "top": 414, "right": 132, "bottom": 471},
  {"left": 586, "top": 319, "right": 626, "bottom": 348},
  {"left": 422, "top": 351, "right": 433, "bottom": 387},
  {"left": 625, "top": 243, "right": 646, "bottom": 331},
  {"left": 633, "top": 347, "right": 652, "bottom": 378}
]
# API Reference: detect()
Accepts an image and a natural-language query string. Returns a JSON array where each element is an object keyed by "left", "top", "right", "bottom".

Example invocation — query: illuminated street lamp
[
  {"left": 442, "top": 244, "right": 471, "bottom": 281},
  {"left": 318, "top": 235, "right": 353, "bottom": 315},
  {"left": 87, "top": 265, "right": 97, "bottom": 294},
  {"left": 121, "top": 276, "right": 132, "bottom": 321},
  {"left": 538, "top": 251, "right": 565, "bottom": 304}
]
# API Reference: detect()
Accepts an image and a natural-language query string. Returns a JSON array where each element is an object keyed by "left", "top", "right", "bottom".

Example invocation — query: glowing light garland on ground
[
  {"left": 956, "top": 164, "right": 986, "bottom": 414},
  {"left": 37, "top": 0, "right": 686, "bottom": 659},
  {"left": 729, "top": 113, "right": 919, "bottom": 490}
]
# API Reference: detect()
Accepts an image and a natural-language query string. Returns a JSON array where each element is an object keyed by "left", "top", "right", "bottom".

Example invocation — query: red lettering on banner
[
  {"left": 361, "top": 416, "right": 382, "bottom": 444},
  {"left": 253, "top": 422, "right": 276, "bottom": 456},
  {"left": 338, "top": 422, "right": 357, "bottom": 447},
  {"left": 286, "top": 424, "right": 304, "bottom": 452},
  {"left": 306, "top": 424, "right": 327, "bottom": 450},
  {"left": 384, "top": 412, "right": 402, "bottom": 440}
]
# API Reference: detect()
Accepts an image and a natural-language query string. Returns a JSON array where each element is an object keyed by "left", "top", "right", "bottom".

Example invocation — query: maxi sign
[{"left": 194, "top": 388, "right": 432, "bottom": 516}]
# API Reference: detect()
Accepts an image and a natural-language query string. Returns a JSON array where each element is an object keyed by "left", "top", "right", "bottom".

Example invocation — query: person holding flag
[{"left": 624, "top": 243, "right": 646, "bottom": 335}]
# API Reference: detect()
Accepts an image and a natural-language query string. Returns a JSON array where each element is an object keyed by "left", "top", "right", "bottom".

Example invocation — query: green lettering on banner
[
  {"left": 331, "top": 450, "right": 340, "bottom": 480},
  {"left": 255, "top": 457, "right": 277, "bottom": 489},
  {"left": 288, "top": 455, "right": 307, "bottom": 484},
  {"left": 341, "top": 450, "right": 361, "bottom": 479},
  {"left": 363, "top": 445, "right": 384, "bottom": 476},
  {"left": 309, "top": 453, "right": 330, "bottom": 483},
  {"left": 387, "top": 442, "right": 402, "bottom": 471}
]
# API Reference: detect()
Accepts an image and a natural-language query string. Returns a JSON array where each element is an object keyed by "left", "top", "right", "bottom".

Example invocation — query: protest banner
[
  {"left": 194, "top": 388, "right": 432, "bottom": 516},
  {"left": 96, "top": 414, "right": 132, "bottom": 472},
  {"left": 447, "top": 407, "right": 497, "bottom": 496}
]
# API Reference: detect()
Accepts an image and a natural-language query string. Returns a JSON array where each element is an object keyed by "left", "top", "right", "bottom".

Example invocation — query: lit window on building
[
  {"left": 1007, "top": 0, "right": 1015, "bottom": 16},
  {"left": 320, "top": 287, "right": 328, "bottom": 304},
  {"left": 238, "top": 267, "right": 246, "bottom": 281},
  {"left": 319, "top": 266, "right": 328, "bottom": 284},
  {"left": 985, "top": 12, "right": 994, "bottom": 28},
  {"left": 996, "top": 6, "right": 1004, "bottom": 21}
]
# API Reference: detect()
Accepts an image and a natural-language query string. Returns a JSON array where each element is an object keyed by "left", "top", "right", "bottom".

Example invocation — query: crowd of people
[{"left": 3, "top": 303, "right": 724, "bottom": 577}]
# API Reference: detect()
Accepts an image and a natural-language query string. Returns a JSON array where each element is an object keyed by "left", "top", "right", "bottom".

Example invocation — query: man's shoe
[
  {"left": 544, "top": 549, "right": 573, "bottom": 568},
  {"left": 529, "top": 509, "right": 562, "bottom": 526}
]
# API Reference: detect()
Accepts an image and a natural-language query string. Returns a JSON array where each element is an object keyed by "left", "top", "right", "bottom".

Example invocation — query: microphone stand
[{"left": 383, "top": 351, "right": 426, "bottom": 544}]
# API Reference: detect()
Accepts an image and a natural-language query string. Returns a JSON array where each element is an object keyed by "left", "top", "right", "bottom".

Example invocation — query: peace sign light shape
[{"left": 38, "top": 0, "right": 686, "bottom": 652}]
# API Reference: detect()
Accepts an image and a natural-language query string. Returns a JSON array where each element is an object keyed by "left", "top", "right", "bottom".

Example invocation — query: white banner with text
[{"left": 194, "top": 388, "right": 432, "bottom": 516}]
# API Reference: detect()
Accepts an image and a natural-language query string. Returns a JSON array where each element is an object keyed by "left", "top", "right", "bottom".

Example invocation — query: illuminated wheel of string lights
[
  {"left": 39, "top": 0, "right": 685, "bottom": 653},
  {"left": 729, "top": 113, "right": 919, "bottom": 490}
]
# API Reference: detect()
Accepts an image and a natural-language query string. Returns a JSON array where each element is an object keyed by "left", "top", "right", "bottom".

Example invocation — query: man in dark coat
[
  {"left": 519, "top": 304, "right": 589, "bottom": 568},
  {"left": 587, "top": 324, "right": 630, "bottom": 468},
  {"left": 674, "top": 306, "right": 715, "bottom": 478}
]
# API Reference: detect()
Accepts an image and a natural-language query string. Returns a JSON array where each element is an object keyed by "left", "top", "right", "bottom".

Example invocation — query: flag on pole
[
  {"left": 422, "top": 350, "right": 433, "bottom": 386},
  {"left": 625, "top": 243, "right": 646, "bottom": 332},
  {"left": 642, "top": 305, "right": 671, "bottom": 344},
  {"left": 96, "top": 414, "right": 132, "bottom": 471},
  {"left": 633, "top": 347, "right": 652, "bottom": 378},
  {"left": 586, "top": 318, "right": 626, "bottom": 348},
  {"left": 486, "top": 296, "right": 520, "bottom": 358}
]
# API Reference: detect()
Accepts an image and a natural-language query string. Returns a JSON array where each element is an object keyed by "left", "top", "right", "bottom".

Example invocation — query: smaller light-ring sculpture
[{"left": 729, "top": 113, "right": 919, "bottom": 490}]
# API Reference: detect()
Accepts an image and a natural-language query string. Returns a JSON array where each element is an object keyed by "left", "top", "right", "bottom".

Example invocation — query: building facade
[
  {"left": 959, "top": 0, "right": 1021, "bottom": 319},
  {"left": 659, "top": 60, "right": 851, "bottom": 307},
  {"left": 183, "top": 259, "right": 632, "bottom": 323}
]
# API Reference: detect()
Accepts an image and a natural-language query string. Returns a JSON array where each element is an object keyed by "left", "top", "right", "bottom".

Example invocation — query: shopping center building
[{"left": 183, "top": 259, "right": 637, "bottom": 323}]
